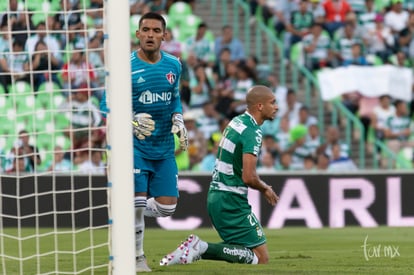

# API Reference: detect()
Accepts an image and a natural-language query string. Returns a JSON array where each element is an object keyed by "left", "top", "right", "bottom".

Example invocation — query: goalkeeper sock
[
  {"left": 144, "top": 197, "right": 176, "bottom": 217},
  {"left": 201, "top": 243, "right": 258, "bottom": 264},
  {"left": 135, "top": 196, "right": 146, "bottom": 257}
]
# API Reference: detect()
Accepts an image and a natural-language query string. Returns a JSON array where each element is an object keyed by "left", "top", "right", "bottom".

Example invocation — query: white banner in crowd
[{"left": 317, "top": 65, "right": 413, "bottom": 102}]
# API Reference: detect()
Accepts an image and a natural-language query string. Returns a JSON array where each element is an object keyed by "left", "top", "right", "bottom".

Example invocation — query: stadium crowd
[{"left": 0, "top": 0, "right": 413, "bottom": 174}]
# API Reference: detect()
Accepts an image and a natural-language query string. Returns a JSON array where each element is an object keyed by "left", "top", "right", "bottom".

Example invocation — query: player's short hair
[{"left": 139, "top": 12, "right": 166, "bottom": 31}]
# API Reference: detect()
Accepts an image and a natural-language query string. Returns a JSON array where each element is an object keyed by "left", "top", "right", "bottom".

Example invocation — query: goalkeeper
[
  {"left": 160, "top": 85, "right": 279, "bottom": 266},
  {"left": 102, "top": 12, "right": 187, "bottom": 272}
]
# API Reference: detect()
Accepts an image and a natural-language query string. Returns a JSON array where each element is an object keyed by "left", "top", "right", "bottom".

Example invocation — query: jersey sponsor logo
[
  {"left": 165, "top": 71, "right": 176, "bottom": 85},
  {"left": 137, "top": 76, "right": 145, "bottom": 83},
  {"left": 138, "top": 90, "right": 172, "bottom": 104}
]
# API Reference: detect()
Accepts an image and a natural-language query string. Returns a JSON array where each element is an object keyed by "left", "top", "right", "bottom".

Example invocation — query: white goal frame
[{"left": 106, "top": 0, "right": 136, "bottom": 274}]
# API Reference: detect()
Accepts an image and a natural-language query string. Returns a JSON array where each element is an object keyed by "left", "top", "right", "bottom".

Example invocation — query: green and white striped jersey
[
  {"left": 385, "top": 115, "right": 411, "bottom": 141},
  {"left": 210, "top": 112, "right": 263, "bottom": 196}
]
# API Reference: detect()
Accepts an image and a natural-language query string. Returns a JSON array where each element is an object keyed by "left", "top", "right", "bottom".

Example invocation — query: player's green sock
[{"left": 201, "top": 243, "right": 257, "bottom": 264}]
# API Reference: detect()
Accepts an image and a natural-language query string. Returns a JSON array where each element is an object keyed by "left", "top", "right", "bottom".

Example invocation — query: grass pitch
[{"left": 1, "top": 226, "right": 413, "bottom": 274}]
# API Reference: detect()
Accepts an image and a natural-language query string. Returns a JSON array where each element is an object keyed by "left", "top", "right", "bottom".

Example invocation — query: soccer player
[
  {"left": 160, "top": 85, "right": 279, "bottom": 266},
  {"left": 102, "top": 12, "right": 188, "bottom": 272}
]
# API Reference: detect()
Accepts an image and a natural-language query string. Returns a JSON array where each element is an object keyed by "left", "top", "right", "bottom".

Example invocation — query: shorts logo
[
  {"left": 166, "top": 71, "right": 176, "bottom": 85},
  {"left": 133, "top": 169, "right": 141, "bottom": 174}
]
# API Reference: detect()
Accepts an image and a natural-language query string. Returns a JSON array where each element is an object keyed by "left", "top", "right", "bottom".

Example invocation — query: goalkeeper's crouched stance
[{"left": 160, "top": 85, "right": 279, "bottom": 266}]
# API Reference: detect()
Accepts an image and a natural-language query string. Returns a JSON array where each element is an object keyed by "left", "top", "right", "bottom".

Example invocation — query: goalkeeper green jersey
[{"left": 209, "top": 112, "right": 262, "bottom": 197}]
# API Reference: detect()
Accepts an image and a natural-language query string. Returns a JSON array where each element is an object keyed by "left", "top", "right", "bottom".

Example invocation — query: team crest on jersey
[{"left": 166, "top": 71, "right": 176, "bottom": 85}]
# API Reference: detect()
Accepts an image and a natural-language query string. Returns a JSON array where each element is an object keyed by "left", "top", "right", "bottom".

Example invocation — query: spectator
[
  {"left": 59, "top": 83, "right": 103, "bottom": 150},
  {"left": 309, "top": 0, "right": 326, "bottom": 23},
  {"left": 61, "top": 49, "right": 97, "bottom": 90},
  {"left": 212, "top": 47, "right": 232, "bottom": 82},
  {"left": 303, "top": 154, "right": 316, "bottom": 170},
  {"left": 342, "top": 42, "right": 370, "bottom": 65},
  {"left": 270, "top": 0, "right": 299, "bottom": 37},
  {"left": 328, "top": 142, "right": 358, "bottom": 170},
  {"left": 78, "top": 149, "right": 105, "bottom": 175},
  {"left": 285, "top": 0, "right": 314, "bottom": 48},
  {"left": 55, "top": 0, "right": 83, "bottom": 31},
  {"left": 371, "top": 95, "right": 396, "bottom": 141},
  {"left": 5, "top": 145, "right": 33, "bottom": 174},
  {"left": 10, "top": 10, "right": 34, "bottom": 45},
  {"left": 358, "top": 0, "right": 377, "bottom": 33},
  {"left": 261, "top": 134, "right": 279, "bottom": 160},
  {"left": 390, "top": 50, "right": 412, "bottom": 67},
  {"left": 189, "top": 64, "right": 213, "bottom": 110},
  {"left": 174, "top": 134, "right": 190, "bottom": 171},
  {"left": 245, "top": 55, "right": 263, "bottom": 83},
  {"left": 398, "top": 12, "right": 414, "bottom": 57},
  {"left": 214, "top": 25, "right": 246, "bottom": 63},
  {"left": 229, "top": 63, "right": 256, "bottom": 117},
  {"left": 275, "top": 115, "right": 291, "bottom": 153},
  {"left": 290, "top": 105, "right": 318, "bottom": 128},
  {"left": 183, "top": 111, "right": 207, "bottom": 170},
  {"left": 88, "top": 0, "right": 104, "bottom": 26},
  {"left": 357, "top": 95, "right": 380, "bottom": 143},
  {"left": 179, "top": 52, "right": 195, "bottom": 107},
  {"left": 365, "top": 13, "right": 395, "bottom": 63},
  {"left": 382, "top": 100, "right": 414, "bottom": 167},
  {"left": 146, "top": 0, "right": 167, "bottom": 13},
  {"left": 88, "top": 34, "right": 105, "bottom": 98},
  {"left": 25, "top": 21, "right": 62, "bottom": 63},
  {"left": 0, "top": 0, "right": 19, "bottom": 27},
  {"left": 196, "top": 101, "right": 221, "bottom": 140},
  {"left": 322, "top": 0, "right": 352, "bottom": 37},
  {"left": 247, "top": 0, "right": 278, "bottom": 26},
  {"left": 28, "top": 40, "right": 62, "bottom": 91},
  {"left": 317, "top": 125, "right": 350, "bottom": 158},
  {"left": 130, "top": 0, "right": 149, "bottom": 15},
  {"left": 277, "top": 151, "right": 292, "bottom": 170},
  {"left": 268, "top": 73, "right": 288, "bottom": 118},
  {"left": 316, "top": 152, "right": 330, "bottom": 170},
  {"left": 302, "top": 22, "right": 333, "bottom": 71},
  {"left": 198, "top": 132, "right": 221, "bottom": 172},
  {"left": 384, "top": 0, "right": 409, "bottom": 34},
  {"left": 0, "top": 39, "right": 30, "bottom": 93},
  {"left": 333, "top": 22, "right": 363, "bottom": 65},
  {"left": 46, "top": 146, "right": 73, "bottom": 172},
  {"left": 285, "top": 89, "right": 303, "bottom": 124},
  {"left": 0, "top": 22, "right": 11, "bottom": 53},
  {"left": 17, "top": 130, "right": 41, "bottom": 172},
  {"left": 161, "top": 27, "right": 182, "bottom": 58},
  {"left": 347, "top": 0, "right": 366, "bottom": 15},
  {"left": 183, "top": 22, "right": 215, "bottom": 66},
  {"left": 258, "top": 151, "right": 277, "bottom": 172},
  {"left": 285, "top": 124, "right": 312, "bottom": 169},
  {"left": 306, "top": 123, "right": 321, "bottom": 157},
  {"left": 335, "top": 11, "right": 366, "bottom": 43},
  {"left": 214, "top": 60, "right": 238, "bottom": 117}
]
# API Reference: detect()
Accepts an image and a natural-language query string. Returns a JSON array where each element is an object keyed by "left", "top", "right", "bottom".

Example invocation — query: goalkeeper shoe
[
  {"left": 159, "top": 240, "right": 187, "bottom": 266},
  {"left": 180, "top": 234, "right": 202, "bottom": 264},
  {"left": 136, "top": 255, "right": 152, "bottom": 272}
]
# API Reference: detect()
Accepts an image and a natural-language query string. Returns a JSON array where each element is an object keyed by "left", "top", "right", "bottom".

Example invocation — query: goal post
[{"left": 105, "top": 0, "right": 136, "bottom": 274}]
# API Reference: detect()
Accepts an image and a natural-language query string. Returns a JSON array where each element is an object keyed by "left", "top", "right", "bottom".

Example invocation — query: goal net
[{"left": 0, "top": 0, "right": 116, "bottom": 273}]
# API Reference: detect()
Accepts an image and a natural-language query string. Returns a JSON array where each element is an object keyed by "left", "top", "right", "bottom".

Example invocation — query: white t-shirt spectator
[
  {"left": 384, "top": 10, "right": 409, "bottom": 32},
  {"left": 373, "top": 105, "right": 396, "bottom": 129}
]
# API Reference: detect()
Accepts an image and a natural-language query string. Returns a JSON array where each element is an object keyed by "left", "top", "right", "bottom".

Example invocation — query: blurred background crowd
[{"left": 0, "top": 0, "right": 413, "bottom": 175}]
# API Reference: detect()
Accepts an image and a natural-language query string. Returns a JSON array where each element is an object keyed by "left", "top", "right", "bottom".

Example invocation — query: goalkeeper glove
[
  {"left": 171, "top": 113, "right": 188, "bottom": 151},
  {"left": 132, "top": 113, "right": 155, "bottom": 140}
]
